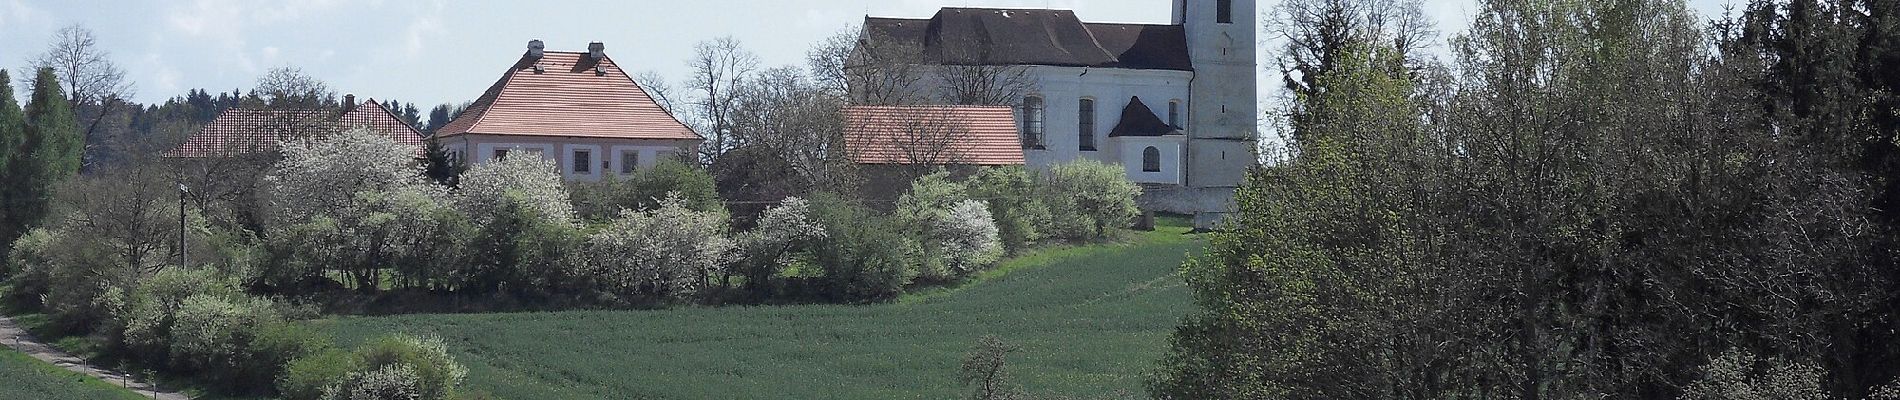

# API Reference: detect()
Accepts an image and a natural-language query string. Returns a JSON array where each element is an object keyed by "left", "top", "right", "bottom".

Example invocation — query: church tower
[{"left": 1173, "top": 0, "right": 1256, "bottom": 224}]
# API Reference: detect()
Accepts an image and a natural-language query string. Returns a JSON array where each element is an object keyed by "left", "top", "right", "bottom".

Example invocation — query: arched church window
[
  {"left": 1021, "top": 95, "right": 1045, "bottom": 149},
  {"left": 1143, "top": 146, "right": 1162, "bottom": 172}
]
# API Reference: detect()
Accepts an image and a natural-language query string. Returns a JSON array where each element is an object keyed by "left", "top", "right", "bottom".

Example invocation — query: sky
[{"left": 0, "top": 0, "right": 1741, "bottom": 111}]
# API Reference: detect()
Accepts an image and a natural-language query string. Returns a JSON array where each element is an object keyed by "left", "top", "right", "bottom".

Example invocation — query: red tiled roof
[
  {"left": 437, "top": 51, "right": 699, "bottom": 141},
  {"left": 842, "top": 105, "right": 1024, "bottom": 166},
  {"left": 163, "top": 99, "right": 426, "bottom": 158}
]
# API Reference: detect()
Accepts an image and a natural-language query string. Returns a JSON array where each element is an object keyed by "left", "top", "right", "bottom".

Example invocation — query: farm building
[
  {"left": 434, "top": 40, "right": 701, "bottom": 182},
  {"left": 163, "top": 96, "right": 425, "bottom": 158}
]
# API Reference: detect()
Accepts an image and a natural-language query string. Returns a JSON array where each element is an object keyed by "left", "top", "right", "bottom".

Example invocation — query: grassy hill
[
  {"left": 316, "top": 222, "right": 1201, "bottom": 399},
  {"left": 0, "top": 349, "right": 145, "bottom": 400}
]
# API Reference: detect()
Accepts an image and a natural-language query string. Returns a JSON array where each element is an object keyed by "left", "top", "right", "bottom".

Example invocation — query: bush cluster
[{"left": 279, "top": 333, "right": 468, "bottom": 400}]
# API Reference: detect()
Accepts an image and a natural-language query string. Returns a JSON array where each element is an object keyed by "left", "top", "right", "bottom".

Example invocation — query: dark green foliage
[
  {"left": 807, "top": 193, "right": 917, "bottom": 301},
  {"left": 3, "top": 68, "right": 81, "bottom": 248},
  {"left": 0, "top": 70, "right": 24, "bottom": 249},
  {"left": 460, "top": 192, "right": 582, "bottom": 297},
  {"left": 1155, "top": 0, "right": 1900, "bottom": 398},
  {"left": 422, "top": 136, "right": 463, "bottom": 188}
]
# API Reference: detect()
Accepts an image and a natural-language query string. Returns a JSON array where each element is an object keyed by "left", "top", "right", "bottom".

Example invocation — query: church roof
[
  {"left": 436, "top": 50, "right": 699, "bottom": 141},
  {"left": 1109, "top": 96, "right": 1183, "bottom": 138},
  {"left": 842, "top": 105, "right": 1025, "bottom": 166},
  {"left": 164, "top": 99, "right": 425, "bottom": 158},
  {"left": 862, "top": 8, "right": 1192, "bottom": 71}
]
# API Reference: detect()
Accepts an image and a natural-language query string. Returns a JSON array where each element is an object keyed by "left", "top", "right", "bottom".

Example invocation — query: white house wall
[{"left": 446, "top": 134, "right": 697, "bottom": 182}]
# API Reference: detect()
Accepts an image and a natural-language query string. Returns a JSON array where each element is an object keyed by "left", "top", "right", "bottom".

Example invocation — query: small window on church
[
  {"left": 1021, "top": 96, "right": 1045, "bottom": 149},
  {"left": 1217, "top": 0, "right": 1234, "bottom": 23},
  {"left": 1078, "top": 98, "right": 1096, "bottom": 151},
  {"left": 1142, "top": 146, "right": 1161, "bottom": 172}
]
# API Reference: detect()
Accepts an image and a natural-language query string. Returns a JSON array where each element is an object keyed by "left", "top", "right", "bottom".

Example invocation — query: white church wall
[{"left": 1014, "top": 65, "right": 1191, "bottom": 171}]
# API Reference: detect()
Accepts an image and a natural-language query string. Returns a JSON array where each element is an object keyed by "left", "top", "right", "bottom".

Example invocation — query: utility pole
[{"left": 177, "top": 181, "right": 187, "bottom": 265}]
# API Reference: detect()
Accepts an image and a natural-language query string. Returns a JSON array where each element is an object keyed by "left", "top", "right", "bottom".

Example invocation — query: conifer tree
[
  {"left": 0, "top": 70, "right": 24, "bottom": 247},
  {"left": 3, "top": 68, "right": 82, "bottom": 245}
]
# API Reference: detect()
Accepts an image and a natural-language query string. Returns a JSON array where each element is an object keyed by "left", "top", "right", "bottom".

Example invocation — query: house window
[
  {"left": 493, "top": 148, "right": 509, "bottom": 161},
  {"left": 572, "top": 149, "right": 592, "bottom": 173},
  {"left": 1168, "top": 100, "right": 1181, "bottom": 128},
  {"left": 1021, "top": 95, "right": 1045, "bottom": 149},
  {"left": 1142, "top": 146, "right": 1161, "bottom": 172},
  {"left": 1078, "top": 98, "right": 1096, "bottom": 151},
  {"left": 1217, "top": 0, "right": 1234, "bottom": 23},
  {"left": 620, "top": 150, "right": 640, "bottom": 174}
]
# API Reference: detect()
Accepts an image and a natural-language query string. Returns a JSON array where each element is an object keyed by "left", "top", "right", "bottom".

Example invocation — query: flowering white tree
[
  {"left": 938, "top": 199, "right": 1002, "bottom": 275},
  {"left": 265, "top": 128, "right": 421, "bottom": 224},
  {"left": 455, "top": 155, "right": 574, "bottom": 225},
  {"left": 262, "top": 128, "right": 463, "bottom": 291},
  {"left": 897, "top": 172, "right": 1003, "bottom": 280},
  {"left": 731, "top": 197, "right": 826, "bottom": 292},
  {"left": 582, "top": 193, "right": 733, "bottom": 300}
]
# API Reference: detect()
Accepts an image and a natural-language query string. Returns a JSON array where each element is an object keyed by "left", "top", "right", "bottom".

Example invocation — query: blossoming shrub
[{"left": 582, "top": 193, "right": 733, "bottom": 301}]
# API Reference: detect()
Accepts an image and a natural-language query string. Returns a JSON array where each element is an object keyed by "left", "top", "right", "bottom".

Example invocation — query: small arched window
[
  {"left": 1021, "top": 95, "right": 1045, "bottom": 149},
  {"left": 1142, "top": 146, "right": 1161, "bottom": 172}
]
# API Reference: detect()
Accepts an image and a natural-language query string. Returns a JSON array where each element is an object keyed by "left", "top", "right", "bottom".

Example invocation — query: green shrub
[
  {"left": 167, "top": 293, "right": 283, "bottom": 389},
  {"left": 119, "top": 268, "right": 240, "bottom": 362},
  {"left": 459, "top": 191, "right": 583, "bottom": 296},
  {"left": 895, "top": 173, "right": 1001, "bottom": 282},
  {"left": 355, "top": 334, "right": 467, "bottom": 400},
  {"left": 2, "top": 228, "right": 57, "bottom": 306},
  {"left": 571, "top": 159, "right": 722, "bottom": 221},
  {"left": 323, "top": 364, "right": 422, "bottom": 400},
  {"left": 809, "top": 194, "right": 919, "bottom": 301},
  {"left": 1040, "top": 160, "right": 1140, "bottom": 241},
  {"left": 284, "top": 333, "right": 466, "bottom": 400},
  {"left": 280, "top": 348, "right": 356, "bottom": 400},
  {"left": 967, "top": 166, "right": 1050, "bottom": 255}
]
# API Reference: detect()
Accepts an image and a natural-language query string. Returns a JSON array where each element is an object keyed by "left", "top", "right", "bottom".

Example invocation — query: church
[{"left": 853, "top": 0, "right": 1257, "bottom": 227}]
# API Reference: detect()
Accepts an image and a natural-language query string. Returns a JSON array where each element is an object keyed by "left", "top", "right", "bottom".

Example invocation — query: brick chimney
[
  {"left": 527, "top": 39, "right": 545, "bottom": 58},
  {"left": 342, "top": 93, "right": 356, "bottom": 112},
  {"left": 588, "top": 42, "right": 605, "bottom": 60}
]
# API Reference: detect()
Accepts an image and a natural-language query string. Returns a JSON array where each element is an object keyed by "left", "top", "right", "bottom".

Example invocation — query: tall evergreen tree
[
  {"left": 3, "top": 68, "right": 83, "bottom": 245},
  {"left": 0, "top": 70, "right": 25, "bottom": 248}
]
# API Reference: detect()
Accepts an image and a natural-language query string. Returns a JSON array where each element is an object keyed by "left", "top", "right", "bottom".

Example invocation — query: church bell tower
[{"left": 1172, "top": 0, "right": 1256, "bottom": 226}]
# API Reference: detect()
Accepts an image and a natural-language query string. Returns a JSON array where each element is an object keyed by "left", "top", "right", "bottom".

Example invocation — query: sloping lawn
[
  {"left": 0, "top": 349, "right": 144, "bottom": 400},
  {"left": 316, "top": 223, "right": 1201, "bottom": 399}
]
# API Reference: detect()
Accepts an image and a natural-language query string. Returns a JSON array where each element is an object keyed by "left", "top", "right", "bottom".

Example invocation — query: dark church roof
[
  {"left": 862, "top": 8, "right": 1192, "bottom": 71},
  {"left": 1109, "top": 96, "right": 1183, "bottom": 137}
]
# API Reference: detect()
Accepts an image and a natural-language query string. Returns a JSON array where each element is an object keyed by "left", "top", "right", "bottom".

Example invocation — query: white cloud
[
  {"left": 0, "top": 0, "right": 40, "bottom": 30},
  {"left": 397, "top": 0, "right": 446, "bottom": 60}
]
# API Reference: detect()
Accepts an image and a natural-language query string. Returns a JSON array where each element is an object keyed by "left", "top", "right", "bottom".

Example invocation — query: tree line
[{"left": 1154, "top": 0, "right": 1900, "bottom": 398}]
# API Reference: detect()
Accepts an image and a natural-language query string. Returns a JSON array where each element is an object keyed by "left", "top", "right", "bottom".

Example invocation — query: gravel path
[{"left": 0, "top": 315, "right": 190, "bottom": 400}]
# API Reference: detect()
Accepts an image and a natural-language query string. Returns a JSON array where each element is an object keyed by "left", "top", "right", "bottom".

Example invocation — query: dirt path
[{"left": 0, "top": 315, "right": 190, "bottom": 400}]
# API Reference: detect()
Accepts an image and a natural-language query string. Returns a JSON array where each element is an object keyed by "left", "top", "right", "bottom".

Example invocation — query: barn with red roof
[
  {"left": 435, "top": 40, "right": 700, "bottom": 181},
  {"left": 163, "top": 97, "right": 425, "bottom": 158}
]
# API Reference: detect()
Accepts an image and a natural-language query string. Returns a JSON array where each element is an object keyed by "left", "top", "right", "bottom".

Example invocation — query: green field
[
  {"left": 316, "top": 223, "right": 1201, "bottom": 399},
  {"left": 0, "top": 349, "right": 144, "bottom": 400}
]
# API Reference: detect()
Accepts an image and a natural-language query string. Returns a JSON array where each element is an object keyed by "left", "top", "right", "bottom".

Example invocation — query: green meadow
[
  {"left": 0, "top": 349, "right": 144, "bottom": 400},
  {"left": 315, "top": 222, "right": 1202, "bottom": 399}
]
